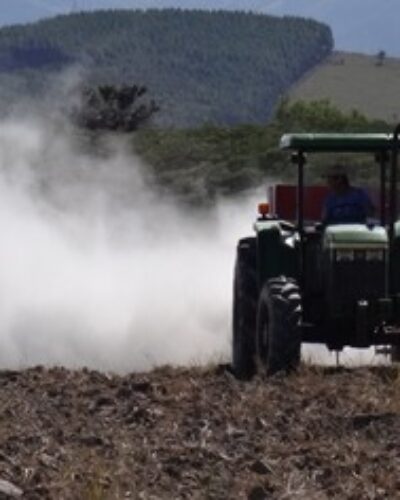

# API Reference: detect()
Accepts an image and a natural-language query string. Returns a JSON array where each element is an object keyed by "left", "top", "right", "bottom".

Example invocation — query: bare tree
[{"left": 76, "top": 84, "right": 159, "bottom": 132}]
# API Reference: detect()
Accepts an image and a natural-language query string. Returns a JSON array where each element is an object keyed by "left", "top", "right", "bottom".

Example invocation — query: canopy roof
[{"left": 279, "top": 133, "right": 396, "bottom": 153}]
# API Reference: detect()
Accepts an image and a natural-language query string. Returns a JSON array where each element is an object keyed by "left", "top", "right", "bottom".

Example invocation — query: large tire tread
[
  {"left": 232, "top": 238, "right": 257, "bottom": 380},
  {"left": 257, "top": 276, "right": 302, "bottom": 376}
]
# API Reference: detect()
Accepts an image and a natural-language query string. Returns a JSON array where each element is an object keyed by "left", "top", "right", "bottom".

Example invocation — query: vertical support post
[
  {"left": 295, "top": 151, "right": 306, "bottom": 237},
  {"left": 291, "top": 151, "right": 306, "bottom": 282},
  {"left": 389, "top": 124, "right": 400, "bottom": 294},
  {"left": 379, "top": 152, "right": 387, "bottom": 226}
]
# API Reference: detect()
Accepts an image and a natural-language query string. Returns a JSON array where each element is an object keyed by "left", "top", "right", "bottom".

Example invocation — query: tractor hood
[{"left": 323, "top": 225, "right": 388, "bottom": 249}]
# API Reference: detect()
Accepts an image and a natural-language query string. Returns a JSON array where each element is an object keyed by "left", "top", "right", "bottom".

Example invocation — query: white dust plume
[{"left": 0, "top": 115, "right": 261, "bottom": 372}]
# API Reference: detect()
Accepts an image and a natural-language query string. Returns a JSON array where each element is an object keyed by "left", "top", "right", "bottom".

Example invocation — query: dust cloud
[{"left": 0, "top": 113, "right": 263, "bottom": 372}]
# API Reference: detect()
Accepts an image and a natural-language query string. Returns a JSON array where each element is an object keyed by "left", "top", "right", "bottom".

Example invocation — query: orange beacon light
[{"left": 258, "top": 202, "right": 270, "bottom": 218}]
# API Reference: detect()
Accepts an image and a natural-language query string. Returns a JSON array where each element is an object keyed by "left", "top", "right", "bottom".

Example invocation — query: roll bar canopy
[
  {"left": 280, "top": 133, "right": 394, "bottom": 153},
  {"left": 280, "top": 126, "right": 400, "bottom": 296}
]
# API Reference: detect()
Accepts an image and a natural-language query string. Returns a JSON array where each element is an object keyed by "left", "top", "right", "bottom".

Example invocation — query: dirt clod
[{"left": 0, "top": 478, "right": 23, "bottom": 497}]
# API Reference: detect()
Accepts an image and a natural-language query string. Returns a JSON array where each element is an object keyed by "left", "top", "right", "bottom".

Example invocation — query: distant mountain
[
  {"left": 0, "top": 9, "right": 332, "bottom": 127},
  {"left": 0, "top": 0, "right": 398, "bottom": 56}
]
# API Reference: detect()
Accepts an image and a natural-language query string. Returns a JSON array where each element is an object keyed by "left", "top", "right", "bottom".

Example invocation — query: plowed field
[{"left": 0, "top": 364, "right": 399, "bottom": 499}]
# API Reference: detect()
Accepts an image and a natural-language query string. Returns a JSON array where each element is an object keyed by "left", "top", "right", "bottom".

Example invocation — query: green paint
[
  {"left": 280, "top": 133, "right": 394, "bottom": 152},
  {"left": 254, "top": 220, "right": 281, "bottom": 233},
  {"left": 323, "top": 224, "right": 388, "bottom": 249}
]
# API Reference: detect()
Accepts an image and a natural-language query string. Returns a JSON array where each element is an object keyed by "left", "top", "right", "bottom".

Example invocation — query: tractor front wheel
[
  {"left": 256, "top": 276, "right": 302, "bottom": 375},
  {"left": 232, "top": 237, "right": 257, "bottom": 380}
]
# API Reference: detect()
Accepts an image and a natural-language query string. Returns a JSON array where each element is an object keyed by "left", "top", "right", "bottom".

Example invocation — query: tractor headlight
[
  {"left": 335, "top": 249, "right": 354, "bottom": 261},
  {"left": 365, "top": 250, "right": 385, "bottom": 261}
]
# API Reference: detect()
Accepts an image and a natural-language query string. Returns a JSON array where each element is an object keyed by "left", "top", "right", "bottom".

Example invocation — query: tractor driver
[{"left": 322, "top": 164, "right": 375, "bottom": 226}]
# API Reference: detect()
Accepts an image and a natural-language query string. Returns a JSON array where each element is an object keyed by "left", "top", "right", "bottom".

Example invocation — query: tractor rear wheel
[
  {"left": 232, "top": 237, "right": 257, "bottom": 380},
  {"left": 256, "top": 276, "right": 302, "bottom": 375}
]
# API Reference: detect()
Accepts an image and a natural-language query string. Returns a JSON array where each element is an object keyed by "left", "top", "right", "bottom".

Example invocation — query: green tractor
[{"left": 232, "top": 125, "right": 400, "bottom": 379}]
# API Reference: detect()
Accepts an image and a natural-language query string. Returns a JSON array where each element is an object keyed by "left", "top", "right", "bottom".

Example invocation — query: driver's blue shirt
[{"left": 322, "top": 187, "right": 373, "bottom": 225}]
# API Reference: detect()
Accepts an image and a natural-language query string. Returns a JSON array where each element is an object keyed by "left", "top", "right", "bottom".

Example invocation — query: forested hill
[{"left": 0, "top": 9, "right": 333, "bottom": 127}]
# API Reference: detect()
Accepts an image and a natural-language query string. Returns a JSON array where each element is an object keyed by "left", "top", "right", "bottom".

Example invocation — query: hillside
[
  {"left": 0, "top": 364, "right": 399, "bottom": 498},
  {"left": 0, "top": 9, "right": 332, "bottom": 127},
  {"left": 1, "top": 1, "right": 398, "bottom": 56},
  {"left": 288, "top": 52, "right": 400, "bottom": 124}
]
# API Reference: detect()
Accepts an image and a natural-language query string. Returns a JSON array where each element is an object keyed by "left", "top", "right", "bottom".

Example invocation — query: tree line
[
  {"left": 130, "top": 99, "right": 391, "bottom": 203},
  {"left": 0, "top": 9, "right": 333, "bottom": 127}
]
